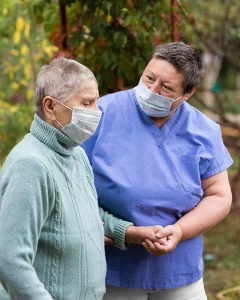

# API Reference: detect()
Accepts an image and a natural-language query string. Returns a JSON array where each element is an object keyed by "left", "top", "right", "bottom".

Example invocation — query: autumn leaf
[{"left": 16, "top": 17, "right": 25, "bottom": 32}]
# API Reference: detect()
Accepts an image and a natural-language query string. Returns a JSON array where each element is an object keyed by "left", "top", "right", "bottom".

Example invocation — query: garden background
[{"left": 0, "top": 1, "right": 239, "bottom": 299}]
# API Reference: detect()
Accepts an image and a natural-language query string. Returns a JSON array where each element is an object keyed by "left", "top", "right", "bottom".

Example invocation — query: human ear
[
  {"left": 43, "top": 96, "right": 56, "bottom": 121},
  {"left": 184, "top": 87, "right": 197, "bottom": 101}
]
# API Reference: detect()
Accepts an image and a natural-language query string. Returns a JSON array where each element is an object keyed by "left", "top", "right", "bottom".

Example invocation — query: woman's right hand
[{"left": 142, "top": 224, "right": 182, "bottom": 256}]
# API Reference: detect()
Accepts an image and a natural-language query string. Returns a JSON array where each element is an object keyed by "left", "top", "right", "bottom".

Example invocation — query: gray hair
[
  {"left": 35, "top": 57, "right": 97, "bottom": 117},
  {"left": 146, "top": 42, "right": 204, "bottom": 93}
]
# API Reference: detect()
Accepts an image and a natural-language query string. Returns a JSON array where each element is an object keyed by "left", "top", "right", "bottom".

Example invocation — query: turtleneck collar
[{"left": 30, "top": 113, "right": 79, "bottom": 156}]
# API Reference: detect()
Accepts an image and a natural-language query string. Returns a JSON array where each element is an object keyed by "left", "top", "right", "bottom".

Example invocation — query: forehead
[
  {"left": 80, "top": 80, "right": 99, "bottom": 98},
  {"left": 144, "top": 58, "right": 184, "bottom": 84},
  {"left": 68, "top": 80, "right": 99, "bottom": 103}
]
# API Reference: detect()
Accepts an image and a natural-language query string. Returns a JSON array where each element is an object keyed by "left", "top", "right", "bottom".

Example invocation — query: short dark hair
[{"left": 146, "top": 42, "right": 204, "bottom": 93}]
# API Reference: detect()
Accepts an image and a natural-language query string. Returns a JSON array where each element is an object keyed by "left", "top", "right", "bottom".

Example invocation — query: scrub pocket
[{"left": 180, "top": 155, "right": 203, "bottom": 194}]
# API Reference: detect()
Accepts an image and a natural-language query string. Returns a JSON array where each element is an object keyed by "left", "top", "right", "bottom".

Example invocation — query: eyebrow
[
  {"left": 82, "top": 95, "right": 99, "bottom": 101},
  {"left": 146, "top": 71, "right": 178, "bottom": 88}
]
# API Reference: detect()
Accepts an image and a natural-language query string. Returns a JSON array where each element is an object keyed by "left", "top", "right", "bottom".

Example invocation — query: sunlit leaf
[
  {"left": 13, "top": 31, "right": 21, "bottom": 44},
  {"left": 21, "top": 44, "right": 30, "bottom": 55},
  {"left": 10, "top": 49, "right": 19, "bottom": 56},
  {"left": 27, "top": 89, "right": 34, "bottom": 101},
  {"left": 16, "top": 17, "right": 25, "bottom": 32},
  {"left": 11, "top": 83, "right": 20, "bottom": 90},
  {"left": 24, "top": 23, "right": 31, "bottom": 39}
]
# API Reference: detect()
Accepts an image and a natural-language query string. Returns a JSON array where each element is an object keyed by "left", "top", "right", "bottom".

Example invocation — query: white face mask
[
  {"left": 55, "top": 99, "right": 102, "bottom": 144},
  {"left": 135, "top": 78, "right": 184, "bottom": 117}
]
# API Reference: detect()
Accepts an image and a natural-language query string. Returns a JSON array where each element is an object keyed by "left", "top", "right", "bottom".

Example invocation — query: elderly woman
[
  {"left": 82, "top": 42, "right": 233, "bottom": 300},
  {"left": 0, "top": 57, "right": 161, "bottom": 300}
]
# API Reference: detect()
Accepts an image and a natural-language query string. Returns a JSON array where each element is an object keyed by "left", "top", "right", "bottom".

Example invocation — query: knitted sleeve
[
  {"left": 99, "top": 207, "right": 133, "bottom": 250},
  {"left": 0, "top": 157, "right": 54, "bottom": 300}
]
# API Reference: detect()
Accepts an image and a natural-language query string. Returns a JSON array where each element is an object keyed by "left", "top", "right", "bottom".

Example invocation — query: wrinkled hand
[
  {"left": 143, "top": 224, "right": 182, "bottom": 256},
  {"left": 125, "top": 225, "right": 165, "bottom": 245},
  {"left": 104, "top": 236, "right": 114, "bottom": 245}
]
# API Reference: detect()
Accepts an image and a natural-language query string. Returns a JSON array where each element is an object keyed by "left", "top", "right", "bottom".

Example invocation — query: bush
[{"left": 0, "top": 100, "right": 34, "bottom": 168}]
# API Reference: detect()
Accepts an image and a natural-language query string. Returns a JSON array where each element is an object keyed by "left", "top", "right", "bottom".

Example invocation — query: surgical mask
[
  {"left": 135, "top": 78, "right": 183, "bottom": 117},
  {"left": 54, "top": 99, "right": 102, "bottom": 144}
]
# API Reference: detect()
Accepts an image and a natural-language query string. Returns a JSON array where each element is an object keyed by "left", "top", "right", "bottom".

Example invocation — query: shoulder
[
  {"left": 183, "top": 102, "right": 220, "bottom": 133},
  {"left": 0, "top": 135, "right": 51, "bottom": 181},
  {"left": 181, "top": 103, "right": 233, "bottom": 178},
  {"left": 97, "top": 89, "right": 134, "bottom": 110}
]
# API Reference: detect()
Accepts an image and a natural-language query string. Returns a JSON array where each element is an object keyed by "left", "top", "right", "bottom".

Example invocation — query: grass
[{"left": 204, "top": 208, "right": 240, "bottom": 299}]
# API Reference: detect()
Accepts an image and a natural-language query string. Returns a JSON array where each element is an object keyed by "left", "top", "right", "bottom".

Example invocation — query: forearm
[
  {"left": 0, "top": 158, "right": 54, "bottom": 299},
  {"left": 0, "top": 240, "right": 53, "bottom": 300},
  {"left": 143, "top": 171, "right": 232, "bottom": 256},
  {"left": 176, "top": 195, "right": 231, "bottom": 241}
]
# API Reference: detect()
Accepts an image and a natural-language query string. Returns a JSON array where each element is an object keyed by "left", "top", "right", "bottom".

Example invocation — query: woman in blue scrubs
[{"left": 82, "top": 42, "right": 233, "bottom": 300}]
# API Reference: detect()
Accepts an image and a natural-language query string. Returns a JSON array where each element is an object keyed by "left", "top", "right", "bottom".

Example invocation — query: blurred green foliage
[
  {"left": 204, "top": 209, "right": 240, "bottom": 299},
  {"left": 0, "top": 100, "right": 34, "bottom": 167}
]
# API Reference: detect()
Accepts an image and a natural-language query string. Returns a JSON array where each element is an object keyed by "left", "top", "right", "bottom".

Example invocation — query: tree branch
[{"left": 58, "top": 0, "right": 68, "bottom": 51}]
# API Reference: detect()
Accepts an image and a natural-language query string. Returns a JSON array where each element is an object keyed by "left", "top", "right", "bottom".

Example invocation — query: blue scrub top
[{"left": 82, "top": 89, "right": 233, "bottom": 290}]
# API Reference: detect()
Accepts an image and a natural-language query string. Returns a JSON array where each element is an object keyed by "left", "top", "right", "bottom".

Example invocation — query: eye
[
  {"left": 82, "top": 100, "right": 97, "bottom": 108},
  {"left": 146, "top": 75, "right": 155, "bottom": 82},
  {"left": 163, "top": 84, "right": 172, "bottom": 92}
]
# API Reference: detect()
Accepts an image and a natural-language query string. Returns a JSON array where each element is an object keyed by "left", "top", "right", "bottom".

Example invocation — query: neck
[{"left": 151, "top": 113, "right": 174, "bottom": 128}]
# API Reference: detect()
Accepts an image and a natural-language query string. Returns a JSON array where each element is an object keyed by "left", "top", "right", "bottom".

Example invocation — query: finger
[
  {"left": 143, "top": 240, "right": 166, "bottom": 256},
  {"left": 147, "top": 233, "right": 161, "bottom": 242},
  {"left": 161, "top": 225, "right": 174, "bottom": 236},
  {"left": 104, "top": 236, "right": 114, "bottom": 245},
  {"left": 153, "top": 240, "right": 178, "bottom": 254},
  {"left": 153, "top": 242, "right": 169, "bottom": 253},
  {"left": 142, "top": 242, "right": 150, "bottom": 253},
  {"left": 144, "top": 239, "right": 159, "bottom": 253},
  {"left": 159, "top": 237, "right": 168, "bottom": 246},
  {"left": 148, "top": 234, "right": 168, "bottom": 244},
  {"left": 144, "top": 239, "right": 166, "bottom": 253},
  {"left": 147, "top": 226, "right": 164, "bottom": 240},
  {"left": 153, "top": 225, "right": 163, "bottom": 235},
  {"left": 155, "top": 225, "right": 176, "bottom": 239},
  {"left": 146, "top": 239, "right": 170, "bottom": 253},
  {"left": 142, "top": 241, "right": 159, "bottom": 256},
  {"left": 146, "top": 231, "right": 158, "bottom": 240}
]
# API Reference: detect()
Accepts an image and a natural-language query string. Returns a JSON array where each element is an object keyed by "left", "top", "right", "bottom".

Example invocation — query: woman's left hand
[
  {"left": 142, "top": 224, "right": 182, "bottom": 256},
  {"left": 104, "top": 236, "right": 114, "bottom": 245}
]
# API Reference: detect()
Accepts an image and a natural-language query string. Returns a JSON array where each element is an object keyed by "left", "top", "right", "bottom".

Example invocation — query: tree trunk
[
  {"left": 171, "top": 0, "right": 180, "bottom": 42},
  {"left": 202, "top": 51, "right": 223, "bottom": 121},
  {"left": 58, "top": 0, "right": 68, "bottom": 51}
]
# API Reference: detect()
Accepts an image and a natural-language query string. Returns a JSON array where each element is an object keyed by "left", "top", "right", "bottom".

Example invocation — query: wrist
[
  {"left": 125, "top": 225, "right": 137, "bottom": 244},
  {"left": 174, "top": 223, "right": 183, "bottom": 242}
]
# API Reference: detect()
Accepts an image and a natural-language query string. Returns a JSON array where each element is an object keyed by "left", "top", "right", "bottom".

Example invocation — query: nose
[
  {"left": 148, "top": 82, "right": 161, "bottom": 95},
  {"left": 93, "top": 103, "right": 100, "bottom": 111}
]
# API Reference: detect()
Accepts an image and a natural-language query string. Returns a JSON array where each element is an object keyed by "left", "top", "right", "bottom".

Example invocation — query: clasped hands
[
  {"left": 104, "top": 224, "right": 182, "bottom": 256},
  {"left": 141, "top": 224, "right": 182, "bottom": 256}
]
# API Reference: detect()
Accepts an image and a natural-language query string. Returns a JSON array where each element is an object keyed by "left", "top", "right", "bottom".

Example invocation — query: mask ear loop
[
  {"left": 170, "top": 94, "right": 185, "bottom": 114},
  {"left": 54, "top": 98, "right": 73, "bottom": 111},
  {"left": 56, "top": 120, "right": 64, "bottom": 128},
  {"left": 52, "top": 98, "right": 72, "bottom": 128},
  {"left": 172, "top": 94, "right": 184, "bottom": 103}
]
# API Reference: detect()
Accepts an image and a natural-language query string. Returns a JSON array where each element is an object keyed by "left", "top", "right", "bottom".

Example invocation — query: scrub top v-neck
[{"left": 81, "top": 88, "right": 233, "bottom": 290}]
